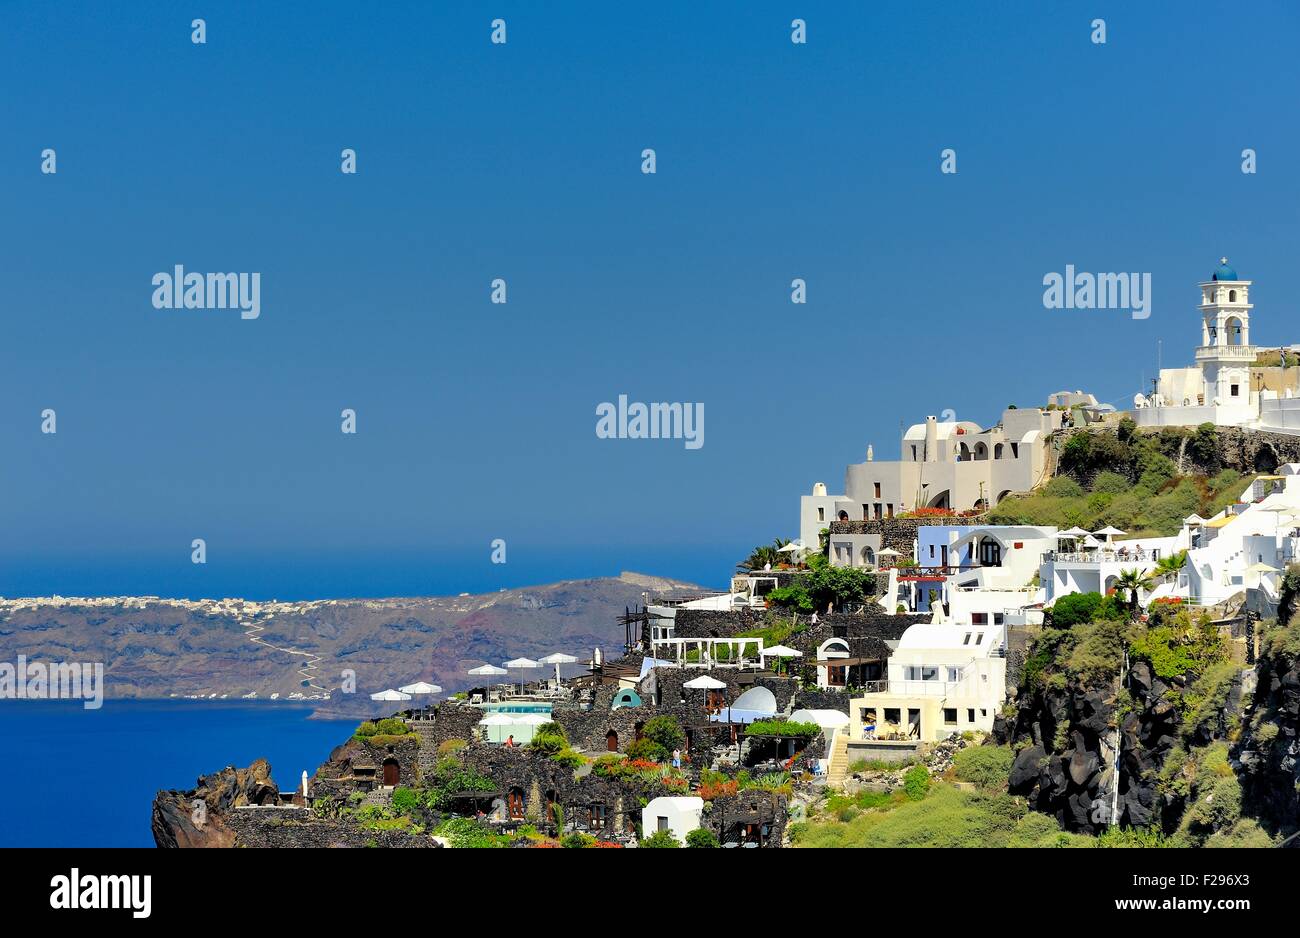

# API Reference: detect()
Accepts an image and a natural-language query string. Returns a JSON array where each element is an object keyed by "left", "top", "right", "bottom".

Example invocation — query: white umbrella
[
  {"left": 467, "top": 664, "right": 508, "bottom": 677},
  {"left": 399, "top": 681, "right": 443, "bottom": 695},
  {"left": 877, "top": 548, "right": 901, "bottom": 557},
  {"left": 504, "top": 657, "right": 541, "bottom": 694},
  {"left": 683, "top": 675, "right": 727, "bottom": 690},
  {"left": 513, "top": 712, "right": 550, "bottom": 726},
  {"left": 760, "top": 644, "right": 803, "bottom": 658},
  {"left": 1093, "top": 526, "right": 1126, "bottom": 541},
  {"left": 1059, "top": 526, "right": 1090, "bottom": 539},
  {"left": 479, "top": 712, "right": 517, "bottom": 726},
  {"left": 538, "top": 652, "right": 577, "bottom": 684},
  {"left": 776, "top": 540, "right": 807, "bottom": 553},
  {"left": 1080, "top": 535, "right": 1102, "bottom": 549},
  {"left": 369, "top": 689, "right": 412, "bottom": 702}
]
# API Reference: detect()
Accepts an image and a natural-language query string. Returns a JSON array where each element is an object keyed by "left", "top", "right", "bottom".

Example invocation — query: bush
[
  {"left": 903, "top": 765, "right": 931, "bottom": 800},
  {"left": 952, "top": 746, "right": 1014, "bottom": 790},
  {"left": 549, "top": 749, "right": 586, "bottom": 769},
  {"left": 685, "top": 828, "right": 720, "bottom": 848},
  {"left": 375, "top": 717, "right": 409, "bottom": 736},
  {"left": 625, "top": 738, "right": 669, "bottom": 762},
  {"left": 534, "top": 721, "right": 567, "bottom": 742},
  {"left": 354, "top": 721, "right": 378, "bottom": 738},
  {"left": 744, "top": 719, "right": 821, "bottom": 739},
  {"left": 640, "top": 830, "right": 681, "bottom": 848},
  {"left": 641, "top": 715, "right": 686, "bottom": 753},
  {"left": 562, "top": 832, "right": 595, "bottom": 849},
  {"left": 527, "top": 733, "right": 568, "bottom": 755},
  {"left": 1049, "top": 592, "right": 1103, "bottom": 628},
  {"left": 390, "top": 787, "right": 420, "bottom": 815}
]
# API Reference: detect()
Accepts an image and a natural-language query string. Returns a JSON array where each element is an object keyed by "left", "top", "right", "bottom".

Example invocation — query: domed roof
[{"left": 1211, "top": 257, "right": 1238, "bottom": 281}]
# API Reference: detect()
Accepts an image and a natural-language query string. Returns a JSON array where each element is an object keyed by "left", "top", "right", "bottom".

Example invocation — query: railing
[
  {"left": 857, "top": 679, "right": 956, "bottom": 697},
  {"left": 1195, "top": 344, "right": 1256, "bottom": 362},
  {"left": 1043, "top": 549, "right": 1160, "bottom": 565}
]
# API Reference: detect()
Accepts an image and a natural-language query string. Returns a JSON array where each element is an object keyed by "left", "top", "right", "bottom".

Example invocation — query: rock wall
[{"left": 1236, "top": 646, "right": 1300, "bottom": 835}]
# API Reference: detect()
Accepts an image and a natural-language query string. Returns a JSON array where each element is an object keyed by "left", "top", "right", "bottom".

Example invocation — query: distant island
[{"left": 0, "top": 572, "right": 701, "bottom": 716}]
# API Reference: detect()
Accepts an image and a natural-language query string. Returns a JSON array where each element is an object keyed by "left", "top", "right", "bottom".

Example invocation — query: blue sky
[{"left": 2, "top": 1, "right": 1298, "bottom": 599}]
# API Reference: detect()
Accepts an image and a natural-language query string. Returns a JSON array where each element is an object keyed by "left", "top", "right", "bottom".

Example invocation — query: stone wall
[
  {"left": 827, "top": 517, "right": 986, "bottom": 555},
  {"left": 224, "top": 808, "right": 439, "bottom": 848}
]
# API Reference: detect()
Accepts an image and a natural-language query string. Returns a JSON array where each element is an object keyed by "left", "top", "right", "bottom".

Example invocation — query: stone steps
[{"left": 826, "top": 734, "right": 850, "bottom": 786}]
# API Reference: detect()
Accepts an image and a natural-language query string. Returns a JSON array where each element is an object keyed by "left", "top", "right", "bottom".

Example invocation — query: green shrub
[
  {"left": 903, "top": 765, "right": 930, "bottom": 800},
  {"left": 534, "top": 721, "right": 567, "bottom": 742},
  {"left": 390, "top": 787, "right": 420, "bottom": 815},
  {"left": 744, "top": 719, "right": 820, "bottom": 739},
  {"left": 527, "top": 733, "right": 568, "bottom": 755},
  {"left": 354, "top": 721, "right": 378, "bottom": 738},
  {"left": 640, "top": 830, "right": 681, "bottom": 848},
  {"left": 952, "top": 746, "right": 1014, "bottom": 790},
  {"left": 562, "top": 832, "right": 595, "bottom": 848},
  {"left": 685, "top": 828, "right": 720, "bottom": 848},
  {"left": 549, "top": 749, "right": 586, "bottom": 769},
  {"left": 375, "top": 717, "right": 409, "bottom": 736},
  {"left": 625, "top": 738, "right": 669, "bottom": 762},
  {"left": 641, "top": 715, "right": 686, "bottom": 752}
]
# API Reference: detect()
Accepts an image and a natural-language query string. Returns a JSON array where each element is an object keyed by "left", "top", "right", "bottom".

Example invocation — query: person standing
[{"left": 671, "top": 748, "right": 681, "bottom": 769}]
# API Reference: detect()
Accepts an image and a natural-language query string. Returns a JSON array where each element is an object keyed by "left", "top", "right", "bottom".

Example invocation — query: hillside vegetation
[{"left": 988, "top": 421, "right": 1251, "bottom": 536}]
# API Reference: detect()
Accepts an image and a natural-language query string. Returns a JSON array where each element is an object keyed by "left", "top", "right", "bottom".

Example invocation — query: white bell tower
[{"left": 1196, "top": 258, "right": 1254, "bottom": 412}]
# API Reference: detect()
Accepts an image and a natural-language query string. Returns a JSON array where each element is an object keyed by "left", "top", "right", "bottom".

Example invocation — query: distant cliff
[{"left": 0, "top": 572, "right": 702, "bottom": 714}]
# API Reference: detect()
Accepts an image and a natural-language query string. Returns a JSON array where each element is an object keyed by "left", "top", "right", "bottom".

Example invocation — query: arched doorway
[
  {"left": 1255, "top": 444, "right": 1279, "bottom": 474},
  {"left": 507, "top": 788, "right": 525, "bottom": 820},
  {"left": 606, "top": 730, "right": 618, "bottom": 751},
  {"left": 382, "top": 758, "right": 400, "bottom": 787}
]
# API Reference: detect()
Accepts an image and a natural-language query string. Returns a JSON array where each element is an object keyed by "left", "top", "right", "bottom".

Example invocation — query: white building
[
  {"left": 1135, "top": 260, "right": 1300, "bottom": 433},
  {"left": 641, "top": 796, "right": 703, "bottom": 844},
  {"left": 802, "top": 404, "right": 1074, "bottom": 563},
  {"left": 846, "top": 621, "right": 1007, "bottom": 743}
]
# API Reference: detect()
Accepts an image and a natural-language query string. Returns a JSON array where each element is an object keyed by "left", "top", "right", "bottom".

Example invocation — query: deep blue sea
[{"left": 0, "top": 700, "right": 354, "bottom": 847}]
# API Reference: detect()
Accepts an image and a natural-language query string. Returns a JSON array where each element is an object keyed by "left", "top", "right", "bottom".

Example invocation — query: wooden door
[
  {"left": 382, "top": 759, "right": 399, "bottom": 787},
  {"left": 606, "top": 730, "right": 618, "bottom": 751}
]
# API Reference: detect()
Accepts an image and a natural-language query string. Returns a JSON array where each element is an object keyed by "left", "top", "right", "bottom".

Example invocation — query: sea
[{"left": 0, "top": 700, "right": 354, "bottom": 847}]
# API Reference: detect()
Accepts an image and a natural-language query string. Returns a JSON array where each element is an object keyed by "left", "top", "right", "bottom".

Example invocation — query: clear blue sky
[{"left": 2, "top": 1, "right": 1298, "bottom": 599}]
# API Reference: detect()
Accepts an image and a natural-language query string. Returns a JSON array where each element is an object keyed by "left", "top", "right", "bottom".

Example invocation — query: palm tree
[
  {"left": 1154, "top": 550, "right": 1188, "bottom": 584},
  {"left": 736, "top": 539, "right": 790, "bottom": 573},
  {"left": 1115, "top": 568, "right": 1154, "bottom": 616}
]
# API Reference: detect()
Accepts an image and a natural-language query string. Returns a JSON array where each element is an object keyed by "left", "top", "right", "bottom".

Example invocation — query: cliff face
[
  {"left": 1236, "top": 644, "right": 1300, "bottom": 834},
  {"left": 151, "top": 760, "right": 280, "bottom": 848}
]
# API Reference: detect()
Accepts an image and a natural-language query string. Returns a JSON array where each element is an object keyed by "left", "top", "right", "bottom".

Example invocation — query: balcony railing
[
  {"left": 1043, "top": 549, "right": 1160, "bottom": 565},
  {"left": 1195, "top": 344, "right": 1256, "bottom": 362}
]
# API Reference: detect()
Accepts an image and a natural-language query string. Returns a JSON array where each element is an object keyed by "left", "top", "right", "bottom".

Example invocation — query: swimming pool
[{"left": 477, "top": 701, "right": 553, "bottom": 743}]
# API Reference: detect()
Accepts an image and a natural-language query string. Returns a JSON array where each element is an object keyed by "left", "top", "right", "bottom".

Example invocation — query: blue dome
[{"left": 1212, "top": 258, "right": 1238, "bottom": 281}]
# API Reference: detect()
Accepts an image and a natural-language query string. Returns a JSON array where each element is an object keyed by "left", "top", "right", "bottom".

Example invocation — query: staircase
[
  {"left": 413, "top": 722, "right": 440, "bottom": 774},
  {"left": 826, "top": 732, "right": 850, "bottom": 786}
]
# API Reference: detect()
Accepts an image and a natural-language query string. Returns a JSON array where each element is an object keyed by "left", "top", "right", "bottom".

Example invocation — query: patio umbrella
[
  {"left": 538, "top": 652, "right": 578, "bottom": 685},
  {"left": 504, "top": 657, "right": 541, "bottom": 694},
  {"left": 761, "top": 644, "right": 802, "bottom": 675},
  {"left": 1080, "top": 535, "right": 1102, "bottom": 550},
  {"left": 682, "top": 675, "right": 727, "bottom": 689},
  {"left": 1059, "top": 526, "right": 1090, "bottom": 539},
  {"left": 877, "top": 548, "right": 900, "bottom": 557},
  {"left": 479, "top": 713, "right": 517, "bottom": 726},
  {"left": 1246, "top": 562, "right": 1280, "bottom": 586},
  {"left": 399, "top": 681, "right": 443, "bottom": 695},
  {"left": 1093, "top": 526, "right": 1126, "bottom": 541},
  {"left": 512, "top": 712, "right": 550, "bottom": 726},
  {"left": 467, "top": 664, "right": 507, "bottom": 677},
  {"left": 369, "top": 688, "right": 412, "bottom": 701}
]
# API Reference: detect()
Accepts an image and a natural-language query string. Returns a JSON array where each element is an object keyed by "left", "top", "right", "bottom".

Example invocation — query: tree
[
  {"left": 642, "top": 715, "right": 685, "bottom": 753},
  {"left": 1115, "top": 568, "right": 1154, "bottom": 616},
  {"left": 640, "top": 830, "right": 681, "bottom": 848},
  {"left": 1154, "top": 550, "right": 1188, "bottom": 584},
  {"left": 737, "top": 538, "right": 789, "bottom": 573}
]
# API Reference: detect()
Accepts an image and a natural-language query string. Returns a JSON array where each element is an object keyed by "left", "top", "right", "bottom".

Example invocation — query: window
[
  {"left": 507, "top": 788, "right": 526, "bottom": 820},
  {"left": 884, "top": 708, "right": 901, "bottom": 724},
  {"left": 967, "top": 709, "right": 976, "bottom": 723},
  {"left": 929, "top": 545, "right": 936, "bottom": 559},
  {"left": 978, "top": 537, "right": 1002, "bottom": 567},
  {"left": 874, "top": 504, "right": 883, "bottom": 520},
  {"left": 817, "top": 507, "right": 824, "bottom": 522},
  {"left": 947, "top": 666, "right": 961, "bottom": 682},
  {"left": 874, "top": 482, "right": 882, "bottom": 498},
  {"left": 962, "top": 632, "right": 972, "bottom": 645},
  {"left": 943, "top": 708, "right": 958, "bottom": 725},
  {"left": 993, "top": 613, "right": 1005, "bottom": 625},
  {"left": 972, "top": 612, "right": 988, "bottom": 625},
  {"left": 1231, "top": 383, "right": 1240, "bottom": 397},
  {"left": 887, "top": 503, "right": 894, "bottom": 518},
  {"left": 911, "top": 445, "right": 918, "bottom": 461},
  {"left": 1010, "top": 443, "right": 1019, "bottom": 459},
  {"left": 862, "top": 504, "right": 870, "bottom": 520},
  {"left": 905, "top": 666, "right": 939, "bottom": 682},
  {"left": 589, "top": 804, "right": 607, "bottom": 830},
  {"left": 657, "top": 816, "right": 669, "bottom": 833},
  {"left": 975, "top": 632, "right": 984, "bottom": 645},
  {"left": 1229, "top": 289, "right": 1237, "bottom": 302}
]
